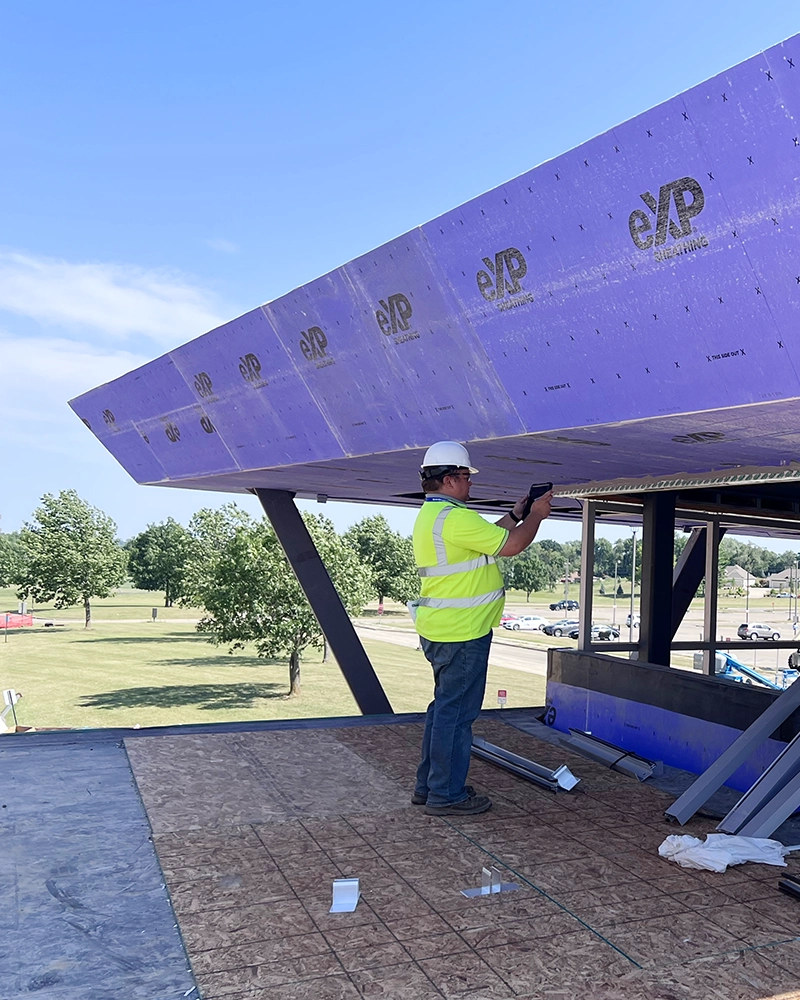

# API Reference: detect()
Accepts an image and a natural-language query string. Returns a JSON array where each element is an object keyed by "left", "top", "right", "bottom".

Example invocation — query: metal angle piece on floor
[
  {"left": 471, "top": 736, "right": 580, "bottom": 792},
  {"left": 330, "top": 877, "right": 360, "bottom": 912},
  {"left": 559, "top": 729, "right": 663, "bottom": 782},
  {"left": 778, "top": 878, "right": 800, "bottom": 901},
  {"left": 461, "top": 865, "right": 521, "bottom": 898},
  {"left": 735, "top": 771, "right": 800, "bottom": 839},
  {"left": 717, "top": 732, "right": 800, "bottom": 835},
  {"left": 665, "top": 678, "right": 800, "bottom": 826}
]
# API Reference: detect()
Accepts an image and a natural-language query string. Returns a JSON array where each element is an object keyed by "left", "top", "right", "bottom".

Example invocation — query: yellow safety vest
[{"left": 412, "top": 497, "right": 508, "bottom": 642}]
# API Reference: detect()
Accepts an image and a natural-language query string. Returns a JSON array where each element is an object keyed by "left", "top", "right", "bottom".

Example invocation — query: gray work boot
[
  {"left": 424, "top": 791, "right": 492, "bottom": 816},
  {"left": 412, "top": 784, "right": 474, "bottom": 806}
]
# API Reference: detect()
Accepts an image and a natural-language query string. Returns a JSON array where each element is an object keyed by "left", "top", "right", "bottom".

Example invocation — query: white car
[{"left": 503, "top": 615, "right": 549, "bottom": 631}]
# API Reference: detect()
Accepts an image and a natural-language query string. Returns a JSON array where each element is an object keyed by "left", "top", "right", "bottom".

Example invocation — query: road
[{"left": 353, "top": 621, "right": 550, "bottom": 676}]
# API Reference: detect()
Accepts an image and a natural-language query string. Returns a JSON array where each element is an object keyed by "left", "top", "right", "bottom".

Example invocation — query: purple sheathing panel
[
  {"left": 262, "top": 268, "right": 423, "bottom": 457},
  {"left": 168, "top": 308, "right": 341, "bottom": 473},
  {"left": 68, "top": 355, "right": 197, "bottom": 484},
  {"left": 341, "top": 229, "right": 523, "bottom": 444},
  {"left": 423, "top": 58, "right": 800, "bottom": 429},
  {"left": 70, "top": 34, "right": 800, "bottom": 495}
]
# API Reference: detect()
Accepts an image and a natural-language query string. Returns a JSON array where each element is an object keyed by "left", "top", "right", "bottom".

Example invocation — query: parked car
[
  {"left": 737, "top": 622, "right": 781, "bottom": 640},
  {"left": 566, "top": 623, "right": 621, "bottom": 641},
  {"left": 499, "top": 612, "right": 518, "bottom": 625},
  {"left": 542, "top": 618, "right": 580, "bottom": 637},
  {"left": 502, "top": 614, "right": 549, "bottom": 631},
  {"left": 550, "top": 599, "right": 580, "bottom": 611},
  {"left": 626, "top": 613, "right": 640, "bottom": 628}
]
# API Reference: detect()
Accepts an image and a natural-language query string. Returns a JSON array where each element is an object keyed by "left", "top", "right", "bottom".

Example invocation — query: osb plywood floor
[{"left": 125, "top": 720, "right": 800, "bottom": 1000}]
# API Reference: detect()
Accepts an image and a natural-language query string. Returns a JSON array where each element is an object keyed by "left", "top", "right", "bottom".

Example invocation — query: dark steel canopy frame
[{"left": 68, "top": 35, "right": 800, "bottom": 712}]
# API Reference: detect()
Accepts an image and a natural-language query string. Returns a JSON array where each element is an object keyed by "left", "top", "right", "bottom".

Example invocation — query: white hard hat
[{"left": 420, "top": 441, "right": 478, "bottom": 478}]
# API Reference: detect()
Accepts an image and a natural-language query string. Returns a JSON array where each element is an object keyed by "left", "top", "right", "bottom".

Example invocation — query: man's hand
[
  {"left": 498, "top": 490, "right": 553, "bottom": 556},
  {"left": 511, "top": 495, "right": 528, "bottom": 522},
  {"left": 529, "top": 492, "right": 552, "bottom": 521}
]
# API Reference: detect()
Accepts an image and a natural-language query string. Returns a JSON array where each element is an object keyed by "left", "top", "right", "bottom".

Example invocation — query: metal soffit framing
[
  {"left": 665, "top": 677, "right": 800, "bottom": 825},
  {"left": 69, "top": 35, "right": 800, "bottom": 511},
  {"left": 717, "top": 731, "right": 800, "bottom": 837}
]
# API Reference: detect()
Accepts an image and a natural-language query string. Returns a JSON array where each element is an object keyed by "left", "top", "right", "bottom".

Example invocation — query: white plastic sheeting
[{"left": 659, "top": 834, "right": 800, "bottom": 873}]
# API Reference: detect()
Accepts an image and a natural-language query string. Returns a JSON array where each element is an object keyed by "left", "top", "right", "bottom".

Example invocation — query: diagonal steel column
[
  {"left": 578, "top": 501, "right": 595, "bottom": 651},
  {"left": 640, "top": 492, "right": 675, "bottom": 666},
  {"left": 671, "top": 525, "right": 727, "bottom": 638},
  {"left": 702, "top": 520, "right": 721, "bottom": 675},
  {"left": 255, "top": 488, "right": 393, "bottom": 715}
]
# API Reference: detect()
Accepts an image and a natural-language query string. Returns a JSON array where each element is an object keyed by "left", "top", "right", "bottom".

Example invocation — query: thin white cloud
[
  {"left": 204, "top": 238, "right": 239, "bottom": 254},
  {"left": 0, "top": 331, "right": 145, "bottom": 389},
  {"left": 0, "top": 251, "right": 226, "bottom": 345},
  {"left": 0, "top": 331, "right": 147, "bottom": 459}
]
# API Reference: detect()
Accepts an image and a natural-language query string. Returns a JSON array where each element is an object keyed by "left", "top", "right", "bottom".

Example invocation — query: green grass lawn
[
  {"left": 0, "top": 585, "right": 203, "bottom": 622},
  {"left": 0, "top": 589, "right": 545, "bottom": 731}
]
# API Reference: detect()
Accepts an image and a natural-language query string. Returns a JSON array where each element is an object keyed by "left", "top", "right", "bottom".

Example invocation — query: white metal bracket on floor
[
  {"left": 461, "top": 866, "right": 521, "bottom": 898},
  {"left": 0, "top": 689, "right": 20, "bottom": 733},
  {"left": 330, "top": 878, "right": 360, "bottom": 912}
]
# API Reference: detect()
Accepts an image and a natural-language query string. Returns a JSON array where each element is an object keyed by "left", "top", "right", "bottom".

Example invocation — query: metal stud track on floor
[
  {"left": 559, "top": 728, "right": 662, "bottom": 782},
  {"left": 717, "top": 731, "right": 800, "bottom": 836},
  {"left": 665, "top": 679, "right": 800, "bottom": 825},
  {"left": 470, "top": 736, "right": 580, "bottom": 792}
]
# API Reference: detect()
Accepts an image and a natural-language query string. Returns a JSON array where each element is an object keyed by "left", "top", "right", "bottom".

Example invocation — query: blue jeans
[{"left": 415, "top": 632, "right": 492, "bottom": 806}]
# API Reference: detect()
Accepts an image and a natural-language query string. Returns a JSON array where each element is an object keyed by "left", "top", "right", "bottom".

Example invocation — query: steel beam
[
  {"left": 254, "top": 488, "right": 393, "bottom": 716},
  {"left": 702, "top": 520, "right": 721, "bottom": 675},
  {"left": 640, "top": 492, "right": 675, "bottom": 666},
  {"left": 664, "top": 678, "right": 800, "bottom": 824},
  {"left": 737, "top": 770, "right": 800, "bottom": 838},
  {"left": 717, "top": 732, "right": 800, "bottom": 834},
  {"left": 578, "top": 501, "right": 596, "bottom": 651},
  {"left": 671, "top": 526, "right": 719, "bottom": 637}
]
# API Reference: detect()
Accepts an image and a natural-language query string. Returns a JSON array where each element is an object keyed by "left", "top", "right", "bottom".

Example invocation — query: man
[{"left": 411, "top": 440, "right": 552, "bottom": 816}]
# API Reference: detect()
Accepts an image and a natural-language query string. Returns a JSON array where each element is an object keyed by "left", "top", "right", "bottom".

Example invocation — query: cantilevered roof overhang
[{"left": 71, "top": 35, "right": 800, "bottom": 521}]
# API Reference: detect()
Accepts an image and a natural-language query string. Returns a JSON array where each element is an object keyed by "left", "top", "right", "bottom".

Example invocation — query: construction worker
[{"left": 411, "top": 441, "right": 552, "bottom": 815}]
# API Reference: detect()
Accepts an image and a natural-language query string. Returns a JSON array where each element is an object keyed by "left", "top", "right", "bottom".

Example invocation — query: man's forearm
[
  {"left": 497, "top": 494, "right": 552, "bottom": 557},
  {"left": 499, "top": 514, "right": 546, "bottom": 556}
]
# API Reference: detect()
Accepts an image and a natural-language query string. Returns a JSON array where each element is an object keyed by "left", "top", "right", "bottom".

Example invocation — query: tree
[
  {"left": 534, "top": 539, "right": 563, "bottom": 589},
  {"left": 499, "top": 547, "right": 548, "bottom": 600},
  {"left": 614, "top": 535, "right": 642, "bottom": 584},
  {"left": 126, "top": 518, "right": 191, "bottom": 606},
  {"left": 17, "top": 490, "right": 127, "bottom": 628},
  {"left": 181, "top": 503, "right": 255, "bottom": 607},
  {"left": 0, "top": 531, "right": 27, "bottom": 587},
  {"left": 193, "top": 512, "right": 372, "bottom": 695},
  {"left": 594, "top": 538, "right": 615, "bottom": 579},
  {"left": 344, "top": 515, "right": 419, "bottom": 605}
]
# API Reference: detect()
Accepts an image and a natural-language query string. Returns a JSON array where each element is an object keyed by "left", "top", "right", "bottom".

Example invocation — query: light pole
[
  {"left": 794, "top": 560, "right": 798, "bottom": 638},
  {"left": 745, "top": 565, "right": 750, "bottom": 624},
  {"left": 612, "top": 559, "right": 618, "bottom": 625},
  {"left": 629, "top": 529, "right": 637, "bottom": 641}
]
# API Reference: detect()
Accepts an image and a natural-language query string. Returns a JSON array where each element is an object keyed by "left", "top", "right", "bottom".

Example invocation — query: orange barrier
[{"left": 0, "top": 613, "right": 34, "bottom": 629}]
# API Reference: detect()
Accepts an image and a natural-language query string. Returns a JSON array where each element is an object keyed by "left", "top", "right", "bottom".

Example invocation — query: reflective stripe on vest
[
  {"left": 418, "top": 554, "right": 495, "bottom": 577},
  {"left": 417, "top": 588, "right": 505, "bottom": 609},
  {"left": 431, "top": 505, "right": 452, "bottom": 565}
]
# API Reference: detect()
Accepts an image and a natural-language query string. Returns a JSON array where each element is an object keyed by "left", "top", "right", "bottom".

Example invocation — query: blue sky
[{"left": 2, "top": 1, "right": 799, "bottom": 543}]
